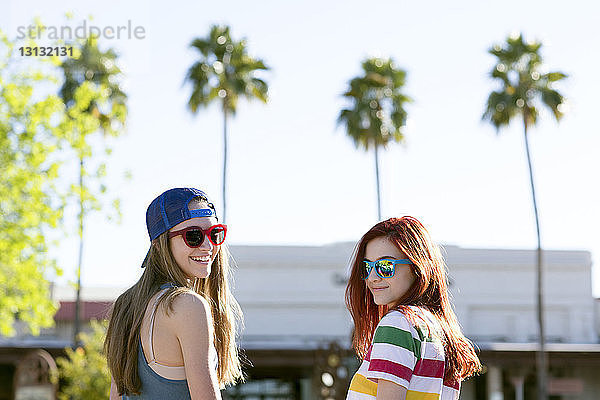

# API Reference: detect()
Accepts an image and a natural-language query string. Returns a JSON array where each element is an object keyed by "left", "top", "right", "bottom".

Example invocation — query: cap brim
[{"left": 141, "top": 245, "right": 151, "bottom": 268}]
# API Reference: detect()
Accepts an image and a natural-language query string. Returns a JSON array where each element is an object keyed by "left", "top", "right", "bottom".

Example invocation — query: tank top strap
[
  {"left": 148, "top": 287, "right": 172, "bottom": 362},
  {"left": 159, "top": 282, "right": 177, "bottom": 290}
]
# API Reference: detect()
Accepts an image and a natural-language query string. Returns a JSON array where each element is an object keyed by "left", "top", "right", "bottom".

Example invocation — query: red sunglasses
[{"left": 168, "top": 224, "right": 227, "bottom": 247}]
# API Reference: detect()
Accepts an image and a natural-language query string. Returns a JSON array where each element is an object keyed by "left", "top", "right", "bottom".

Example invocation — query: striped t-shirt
[{"left": 346, "top": 307, "right": 460, "bottom": 400}]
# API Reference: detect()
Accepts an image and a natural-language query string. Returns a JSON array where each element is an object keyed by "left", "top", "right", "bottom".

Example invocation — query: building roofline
[{"left": 476, "top": 342, "right": 600, "bottom": 352}]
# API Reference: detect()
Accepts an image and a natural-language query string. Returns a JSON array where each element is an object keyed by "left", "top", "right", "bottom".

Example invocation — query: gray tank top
[
  {"left": 122, "top": 340, "right": 192, "bottom": 400},
  {"left": 123, "top": 284, "right": 217, "bottom": 399}
]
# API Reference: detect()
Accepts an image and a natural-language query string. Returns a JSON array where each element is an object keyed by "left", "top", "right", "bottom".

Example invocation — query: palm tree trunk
[
  {"left": 523, "top": 118, "right": 547, "bottom": 400},
  {"left": 222, "top": 105, "right": 228, "bottom": 223},
  {"left": 73, "top": 156, "right": 84, "bottom": 347},
  {"left": 374, "top": 146, "right": 381, "bottom": 221}
]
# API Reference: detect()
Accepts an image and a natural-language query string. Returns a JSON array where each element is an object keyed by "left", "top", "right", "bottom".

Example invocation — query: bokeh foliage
[
  {"left": 0, "top": 20, "right": 127, "bottom": 337},
  {"left": 56, "top": 319, "right": 110, "bottom": 400},
  {"left": 0, "top": 28, "right": 63, "bottom": 336}
]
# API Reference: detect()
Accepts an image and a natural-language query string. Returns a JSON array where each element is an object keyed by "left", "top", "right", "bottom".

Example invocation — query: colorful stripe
[
  {"left": 346, "top": 308, "right": 460, "bottom": 400},
  {"left": 369, "top": 359, "right": 413, "bottom": 381},
  {"left": 443, "top": 378, "right": 460, "bottom": 390},
  {"left": 406, "top": 390, "right": 441, "bottom": 400},
  {"left": 348, "top": 373, "right": 377, "bottom": 396},
  {"left": 414, "top": 359, "right": 444, "bottom": 378},
  {"left": 373, "top": 325, "right": 421, "bottom": 356}
]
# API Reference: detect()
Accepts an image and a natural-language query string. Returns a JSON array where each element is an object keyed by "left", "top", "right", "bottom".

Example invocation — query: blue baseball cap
[{"left": 145, "top": 187, "right": 218, "bottom": 241}]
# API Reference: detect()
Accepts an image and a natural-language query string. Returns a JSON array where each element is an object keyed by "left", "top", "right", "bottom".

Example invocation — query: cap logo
[{"left": 189, "top": 208, "right": 216, "bottom": 218}]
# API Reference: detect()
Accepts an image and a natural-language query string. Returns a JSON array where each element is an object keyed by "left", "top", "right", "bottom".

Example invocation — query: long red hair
[{"left": 345, "top": 216, "right": 481, "bottom": 382}]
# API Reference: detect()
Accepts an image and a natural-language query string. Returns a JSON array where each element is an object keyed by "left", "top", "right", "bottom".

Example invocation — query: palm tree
[
  {"left": 185, "top": 25, "right": 269, "bottom": 223},
  {"left": 483, "top": 33, "right": 567, "bottom": 400},
  {"left": 338, "top": 57, "right": 411, "bottom": 221},
  {"left": 59, "top": 36, "right": 127, "bottom": 347}
]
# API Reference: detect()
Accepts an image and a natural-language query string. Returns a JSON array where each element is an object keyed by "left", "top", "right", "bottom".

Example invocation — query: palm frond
[
  {"left": 185, "top": 25, "right": 269, "bottom": 116},
  {"left": 339, "top": 57, "right": 410, "bottom": 151},
  {"left": 484, "top": 32, "right": 567, "bottom": 130}
]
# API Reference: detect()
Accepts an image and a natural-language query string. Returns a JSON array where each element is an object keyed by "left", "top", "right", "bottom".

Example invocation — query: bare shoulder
[
  {"left": 168, "top": 290, "right": 212, "bottom": 330},
  {"left": 171, "top": 290, "right": 210, "bottom": 311}
]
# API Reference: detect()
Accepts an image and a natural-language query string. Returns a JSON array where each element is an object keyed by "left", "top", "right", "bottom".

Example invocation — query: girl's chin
[
  {"left": 186, "top": 269, "right": 210, "bottom": 280},
  {"left": 372, "top": 297, "right": 387, "bottom": 306},
  {"left": 195, "top": 270, "right": 210, "bottom": 279},
  {"left": 372, "top": 295, "right": 400, "bottom": 307}
]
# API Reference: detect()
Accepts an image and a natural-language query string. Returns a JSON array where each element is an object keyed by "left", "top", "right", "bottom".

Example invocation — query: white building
[{"left": 445, "top": 246, "right": 595, "bottom": 344}]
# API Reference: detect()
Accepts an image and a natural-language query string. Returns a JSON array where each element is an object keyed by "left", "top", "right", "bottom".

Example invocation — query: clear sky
[{"left": 3, "top": 0, "right": 599, "bottom": 295}]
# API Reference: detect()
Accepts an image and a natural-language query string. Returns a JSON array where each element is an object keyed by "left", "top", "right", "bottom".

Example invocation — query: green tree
[
  {"left": 482, "top": 33, "right": 567, "bottom": 400},
  {"left": 56, "top": 319, "right": 110, "bottom": 400},
  {"left": 0, "top": 29, "right": 64, "bottom": 336},
  {"left": 58, "top": 35, "right": 127, "bottom": 346},
  {"left": 185, "top": 25, "right": 269, "bottom": 222},
  {"left": 338, "top": 57, "right": 411, "bottom": 220}
]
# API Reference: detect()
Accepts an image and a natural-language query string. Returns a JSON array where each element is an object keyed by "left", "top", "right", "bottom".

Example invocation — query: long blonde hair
[{"left": 104, "top": 200, "right": 243, "bottom": 396}]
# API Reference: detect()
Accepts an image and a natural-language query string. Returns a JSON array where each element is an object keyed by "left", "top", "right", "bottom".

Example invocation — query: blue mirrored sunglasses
[{"left": 363, "top": 259, "right": 414, "bottom": 279}]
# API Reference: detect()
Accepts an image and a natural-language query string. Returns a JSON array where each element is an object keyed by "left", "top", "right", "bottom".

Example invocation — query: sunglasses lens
[
  {"left": 210, "top": 226, "right": 226, "bottom": 245},
  {"left": 363, "top": 261, "right": 372, "bottom": 279},
  {"left": 376, "top": 260, "right": 395, "bottom": 278},
  {"left": 184, "top": 229, "right": 204, "bottom": 247}
]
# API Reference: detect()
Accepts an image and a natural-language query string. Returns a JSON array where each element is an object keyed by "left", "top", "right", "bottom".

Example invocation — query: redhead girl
[
  {"left": 105, "top": 187, "right": 243, "bottom": 399},
  {"left": 345, "top": 217, "right": 480, "bottom": 400}
]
